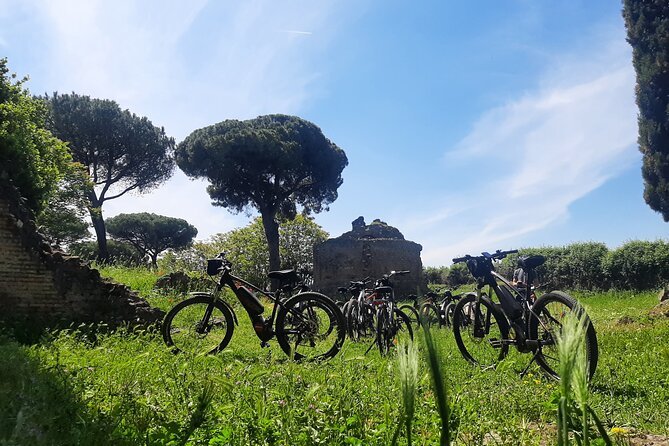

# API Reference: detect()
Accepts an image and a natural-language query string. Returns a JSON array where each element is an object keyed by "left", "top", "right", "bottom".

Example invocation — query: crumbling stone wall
[
  {"left": 313, "top": 217, "right": 426, "bottom": 299},
  {"left": 0, "top": 177, "right": 163, "bottom": 327}
]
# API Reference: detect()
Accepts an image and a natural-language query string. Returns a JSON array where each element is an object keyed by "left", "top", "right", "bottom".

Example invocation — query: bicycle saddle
[
  {"left": 517, "top": 255, "right": 545, "bottom": 270},
  {"left": 267, "top": 269, "right": 298, "bottom": 282}
]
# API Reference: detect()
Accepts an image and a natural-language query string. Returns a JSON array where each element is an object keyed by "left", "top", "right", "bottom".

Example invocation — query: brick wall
[{"left": 0, "top": 178, "right": 163, "bottom": 327}]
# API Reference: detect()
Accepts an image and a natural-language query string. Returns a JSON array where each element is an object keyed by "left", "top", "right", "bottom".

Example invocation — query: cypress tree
[{"left": 623, "top": 0, "right": 669, "bottom": 220}]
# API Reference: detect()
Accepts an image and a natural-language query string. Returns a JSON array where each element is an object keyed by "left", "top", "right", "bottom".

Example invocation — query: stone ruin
[
  {"left": 313, "top": 217, "right": 426, "bottom": 299},
  {"left": 0, "top": 175, "right": 163, "bottom": 328}
]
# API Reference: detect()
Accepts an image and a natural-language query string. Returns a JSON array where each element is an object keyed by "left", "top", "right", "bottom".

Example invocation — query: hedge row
[{"left": 436, "top": 240, "right": 669, "bottom": 291}]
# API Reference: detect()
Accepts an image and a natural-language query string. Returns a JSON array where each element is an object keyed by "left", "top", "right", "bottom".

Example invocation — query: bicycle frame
[
  {"left": 206, "top": 265, "right": 298, "bottom": 343},
  {"left": 469, "top": 262, "right": 548, "bottom": 352}
]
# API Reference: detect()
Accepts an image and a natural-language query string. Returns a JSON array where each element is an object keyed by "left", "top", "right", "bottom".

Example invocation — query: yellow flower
[
  {"left": 610, "top": 427, "right": 628, "bottom": 435},
  {"left": 534, "top": 379, "right": 542, "bottom": 385}
]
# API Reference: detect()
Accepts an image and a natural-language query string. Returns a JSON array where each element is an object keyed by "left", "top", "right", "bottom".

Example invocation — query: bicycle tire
[
  {"left": 376, "top": 307, "right": 414, "bottom": 355},
  {"left": 420, "top": 302, "right": 442, "bottom": 327},
  {"left": 399, "top": 304, "right": 421, "bottom": 328},
  {"left": 441, "top": 302, "right": 456, "bottom": 328},
  {"left": 529, "top": 291, "right": 599, "bottom": 380},
  {"left": 358, "top": 301, "right": 377, "bottom": 339},
  {"left": 452, "top": 294, "right": 509, "bottom": 369},
  {"left": 162, "top": 296, "right": 235, "bottom": 355},
  {"left": 345, "top": 300, "right": 360, "bottom": 341},
  {"left": 276, "top": 292, "right": 346, "bottom": 362}
]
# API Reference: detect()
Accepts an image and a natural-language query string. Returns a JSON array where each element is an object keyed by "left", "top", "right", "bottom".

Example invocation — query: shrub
[{"left": 603, "top": 240, "right": 669, "bottom": 291}]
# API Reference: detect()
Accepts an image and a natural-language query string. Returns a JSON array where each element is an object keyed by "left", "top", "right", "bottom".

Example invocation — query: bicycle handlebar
[{"left": 452, "top": 249, "right": 518, "bottom": 264}]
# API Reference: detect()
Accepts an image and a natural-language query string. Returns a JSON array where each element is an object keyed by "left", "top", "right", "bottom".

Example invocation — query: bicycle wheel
[
  {"left": 452, "top": 294, "right": 509, "bottom": 369},
  {"left": 358, "top": 302, "right": 377, "bottom": 338},
  {"left": 162, "top": 296, "right": 235, "bottom": 355},
  {"left": 276, "top": 292, "right": 346, "bottom": 361},
  {"left": 529, "top": 291, "right": 599, "bottom": 380},
  {"left": 420, "top": 303, "right": 442, "bottom": 327},
  {"left": 376, "top": 307, "right": 414, "bottom": 356},
  {"left": 441, "top": 302, "right": 456, "bottom": 328},
  {"left": 345, "top": 300, "right": 361, "bottom": 341},
  {"left": 399, "top": 304, "right": 421, "bottom": 328}
]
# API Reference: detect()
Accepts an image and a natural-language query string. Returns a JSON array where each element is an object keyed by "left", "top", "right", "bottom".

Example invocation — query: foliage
[
  {"left": 47, "top": 92, "right": 175, "bottom": 260},
  {"left": 424, "top": 266, "right": 449, "bottom": 285},
  {"left": 603, "top": 240, "right": 669, "bottom": 291},
  {"left": 0, "top": 58, "right": 71, "bottom": 212},
  {"left": 36, "top": 163, "right": 92, "bottom": 246},
  {"left": 69, "top": 240, "right": 144, "bottom": 266},
  {"left": 106, "top": 213, "right": 198, "bottom": 267},
  {"left": 159, "top": 216, "right": 328, "bottom": 289},
  {"left": 497, "top": 242, "right": 609, "bottom": 291},
  {"left": 176, "top": 114, "right": 347, "bottom": 273},
  {"left": 623, "top": 0, "right": 669, "bottom": 221},
  {"left": 446, "top": 262, "right": 474, "bottom": 287},
  {"left": 277, "top": 214, "right": 329, "bottom": 277}
]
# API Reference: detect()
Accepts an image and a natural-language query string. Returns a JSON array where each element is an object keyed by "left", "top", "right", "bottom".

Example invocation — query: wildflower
[
  {"left": 610, "top": 427, "right": 628, "bottom": 435},
  {"left": 278, "top": 399, "right": 287, "bottom": 407}
]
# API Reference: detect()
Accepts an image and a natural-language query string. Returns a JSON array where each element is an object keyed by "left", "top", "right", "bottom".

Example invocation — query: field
[{"left": 1, "top": 266, "right": 669, "bottom": 445}]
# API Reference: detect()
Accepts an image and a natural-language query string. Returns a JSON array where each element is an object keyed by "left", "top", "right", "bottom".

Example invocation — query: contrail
[{"left": 278, "top": 30, "right": 312, "bottom": 35}]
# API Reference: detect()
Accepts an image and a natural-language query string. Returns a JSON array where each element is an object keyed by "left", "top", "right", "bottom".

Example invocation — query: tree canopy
[
  {"left": 0, "top": 58, "right": 71, "bottom": 212},
  {"left": 176, "top": 114, "right": 347, "bottom": 275},
  {"left": 36, "top": 164, "right": 91, "bottom": 247},
  {"left": 623, "top": 0, "right": 669, "bottom": 220},
  {"left": 47, "top": 93, "right": 175, "bottom": 260},
  {"left": 106, "top": 213, "right": 198, "bottom": 267}
]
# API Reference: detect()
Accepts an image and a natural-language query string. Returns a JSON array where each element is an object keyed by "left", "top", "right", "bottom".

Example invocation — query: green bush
[
  {"left": 603, "top": 240, "right": 669, "bottom": 291},
  {"left": 495, "top": 241, "right": 668, "bottom": 291}
]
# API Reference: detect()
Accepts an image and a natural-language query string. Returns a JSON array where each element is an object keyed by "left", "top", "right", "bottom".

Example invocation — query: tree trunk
[
  {"left": 86, "top": 191, "right": 109, "bottom": 262},
  {"left": 260, "top": 210, "right": 281, "bottom": 289}
]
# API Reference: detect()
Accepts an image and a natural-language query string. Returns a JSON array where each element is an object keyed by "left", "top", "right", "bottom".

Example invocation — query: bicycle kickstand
[
  {"left": 364, "top": 338, "right": 377, "bottom": 355},
  {"left": 520, "top": 349, "right": 542, "bottom": 379}
]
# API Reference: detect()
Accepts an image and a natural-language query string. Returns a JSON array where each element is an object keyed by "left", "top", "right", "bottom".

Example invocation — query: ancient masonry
[
  {"left": 0, "top": 176, "right": 163, "bottom": 327},
  {"left": 313, "top": 217, "right": 427, "bottom": 299}
]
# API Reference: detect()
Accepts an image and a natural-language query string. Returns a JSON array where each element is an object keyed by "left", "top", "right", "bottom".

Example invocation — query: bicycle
[
  {"left": 340, "top": 279, "right": 376, "bottom": 341},
  {"left": 161, "top": 253, "right": 346, "bottom": 361},
  {"left": 450, "top": 249, "right": 598, "bottom": 379},
  {"left": 365, "top": 271, "right": 414, "bottom": 355}
]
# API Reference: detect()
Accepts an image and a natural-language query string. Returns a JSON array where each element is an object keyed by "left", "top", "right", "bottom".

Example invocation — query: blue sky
[{"left": 1, "top": 0, "right": 666, "bottom": 266}]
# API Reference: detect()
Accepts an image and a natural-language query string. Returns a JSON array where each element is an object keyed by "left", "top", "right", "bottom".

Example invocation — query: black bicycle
[
  {"left": 450, "top": 250, "right": 598, "bottom": 379},
  {"left": 367, "top": 271, "right": 414, "bottom": 355},
  {"left": 161, "top": 253, "right": 346, "bottom": 361},
  {"left": 340, "top": 279, "right": 376, "bottom": 341}
]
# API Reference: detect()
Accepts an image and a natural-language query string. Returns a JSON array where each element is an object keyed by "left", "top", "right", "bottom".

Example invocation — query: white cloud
[
  {"left": 34, "top": 0, "right": 342, "bottom": 140},
  {"left": 15, "top": 0, "right": 355, "bottom": 240},
  {"left": 416, "top": 36, "right": 638, "bottom": 265}
]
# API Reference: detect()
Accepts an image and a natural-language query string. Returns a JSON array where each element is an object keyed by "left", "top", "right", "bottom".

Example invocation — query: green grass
[{"left": 1, "top": 267, "right": 668, "bottom": 445}]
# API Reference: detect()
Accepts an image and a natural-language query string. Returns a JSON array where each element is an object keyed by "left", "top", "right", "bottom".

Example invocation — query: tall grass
[
  {"left": 394, "top": 340, "right": 418, "bottom": 446},
  {"left": 556, "top": 310, "right": 611, "bottom": 446},
  {"left": 421, "top": 323, "right": 452, "bottom": 445}
]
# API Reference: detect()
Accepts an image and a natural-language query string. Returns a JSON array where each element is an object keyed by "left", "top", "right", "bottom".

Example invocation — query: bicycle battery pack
[
  {"left": 236, "top": 286, "right": 264, "bottom": 316},
  {"left": 496, "top": 285, "right": 523, "bottom": 321}
]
